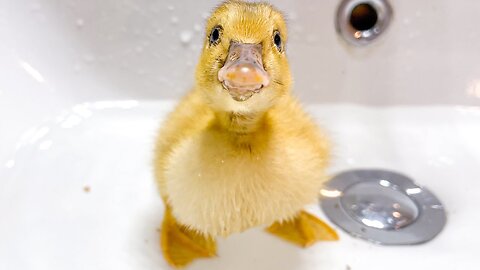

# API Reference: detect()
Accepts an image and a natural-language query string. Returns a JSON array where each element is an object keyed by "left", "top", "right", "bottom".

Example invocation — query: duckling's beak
[{"left": 218, "top": 42, "right": 270, "bottom": 102}]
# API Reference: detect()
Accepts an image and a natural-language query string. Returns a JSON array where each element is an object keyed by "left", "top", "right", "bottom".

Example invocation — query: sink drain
[
  {"left": 336, "top": 0, "right": 393, "bottom": 46},
  {"left": 321, "top": 169, "right": 446, "bottom": 245}
]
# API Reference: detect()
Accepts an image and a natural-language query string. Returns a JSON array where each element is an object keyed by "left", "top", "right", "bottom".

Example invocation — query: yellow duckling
[{"left": 154, "top": 1, "right": 338, "bottom": 267}]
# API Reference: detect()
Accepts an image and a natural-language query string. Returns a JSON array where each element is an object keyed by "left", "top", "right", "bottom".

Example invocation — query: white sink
[{"left": 1, "top": 1, "right": 479, "bottom": 269}]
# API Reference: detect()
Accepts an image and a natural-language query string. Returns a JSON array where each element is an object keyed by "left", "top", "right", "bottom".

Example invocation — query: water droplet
[
  {"left": 193, "top": 24, "right": 202, "bottom": 32},
  {"left": 73, "top": 63, "right": 82, "bottom": 71},
  {"left": 171, "top": 16, "right": 179, "bottom": 24},
  {"left": 293, "top": 25, "right": 304, "bottom": 33},
  {"left": 179, "top": 30, "right": 193, "bottom": 44},
  {"left": 30, "top": 3, "right": 41, "bottom": 11},
  {"left": 289, "top": 12, "right": 298, "bottom": 21},
  {"left": 4, "top": 159, "right": 15, "bottom": 169},
  {"left": 190, "top": 44, "right": 200, "bottom": 51},
  {"left": 76, "top": 18, "right": 84, "bottom": 28},
  {"left": 61, "top": 115, "right": 82, "bottom": 129},
  {"left": 306, "top": 34, "right": 318, "bottom": 43},
  {"left": 198, "top": 173, "right": 202, "bottom": 177},
  {"left": 82, "top": 54, "right": 95, "bottom": 63},
  {"left": 38, "top": 140, "right": 53, "bottom": 151},
  {"left": 133, "top": 28, "right": 142, "bottom": 36},
  {"left": 72, "top": 104, "right": 93, "bottom": 118},
  {"left": 167, "top": 5, "right": 175, "bottom": 11}
]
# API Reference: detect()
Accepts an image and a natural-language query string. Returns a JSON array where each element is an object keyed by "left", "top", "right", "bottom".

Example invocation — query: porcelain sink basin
[{"left": 1, "top": 1, "right": 479, "bottom": 269}]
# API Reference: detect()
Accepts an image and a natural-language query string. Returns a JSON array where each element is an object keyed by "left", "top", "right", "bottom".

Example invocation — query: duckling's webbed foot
[
  {"left": 160, "top": 207, "right": 217, "bottom": 268},
  {"left": 266, "top": 210, "right": 339, "bottom": 247}
]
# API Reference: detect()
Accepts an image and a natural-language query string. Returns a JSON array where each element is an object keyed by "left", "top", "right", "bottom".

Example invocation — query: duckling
[{"left": 154, "top": 1, "right": 338, "bottom": 267}]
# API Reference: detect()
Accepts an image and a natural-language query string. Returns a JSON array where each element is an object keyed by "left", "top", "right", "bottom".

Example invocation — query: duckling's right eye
[{"left": 209, "top": 26, "right": 222, "bottom": 46}]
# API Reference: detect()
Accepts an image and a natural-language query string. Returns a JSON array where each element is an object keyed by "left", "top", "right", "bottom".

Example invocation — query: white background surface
[
  {"left": 1, "top": 102, "right": 479, "bottom": 270},
  {"left": 1, "top": 0, "right": 479, "bottom": 269}
]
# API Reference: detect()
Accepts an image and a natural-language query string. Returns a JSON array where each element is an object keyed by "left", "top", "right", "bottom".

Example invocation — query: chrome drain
[
  {"left": 321, "top": 169, "right": 446, "bottom": 245},
  {"left": 336, "top": 0, "right": 393, "bottom": 46}
]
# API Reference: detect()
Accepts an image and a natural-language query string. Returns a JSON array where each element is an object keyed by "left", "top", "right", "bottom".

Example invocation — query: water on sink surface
[
  {"left": 341, "top": 181, "right": 419, "bottom": 230},
  {"left": 0, "top": 101, "right": 479, "bottom": 270}
]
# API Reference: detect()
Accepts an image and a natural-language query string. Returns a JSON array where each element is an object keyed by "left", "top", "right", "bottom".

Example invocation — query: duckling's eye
[
  {"left": 273, "top": 31, "right": 282, "bottom": 51},
  {"left": 209, "top": 26, "right": 222, "bottom": 46}
]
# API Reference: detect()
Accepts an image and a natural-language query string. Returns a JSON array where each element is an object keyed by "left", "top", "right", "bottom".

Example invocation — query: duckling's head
[{"left": 195, "top": 0, "right": 291, "bottom": 113}]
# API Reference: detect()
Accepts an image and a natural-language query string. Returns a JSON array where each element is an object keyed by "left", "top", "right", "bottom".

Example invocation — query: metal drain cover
[{"left": 321, "top": 169, "right": 446, "bottom": 245}]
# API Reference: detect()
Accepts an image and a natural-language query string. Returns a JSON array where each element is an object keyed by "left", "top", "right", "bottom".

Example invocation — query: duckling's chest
[{"left": 163, "top": 131, "right": 325, "bottom": 237}]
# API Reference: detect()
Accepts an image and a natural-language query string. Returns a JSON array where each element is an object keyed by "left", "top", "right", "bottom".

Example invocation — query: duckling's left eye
[
  {"left": 209, "top": 26, "right": 222, "bottom": 46},
  {"left": 273, "top": 31, "right": 282, "bottom": 51}
]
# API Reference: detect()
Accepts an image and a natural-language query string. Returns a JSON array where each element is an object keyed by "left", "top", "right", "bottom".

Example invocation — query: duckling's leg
[
  {"left": 160, "top": 206, "right": 217, "bottom": 268},
  {"left": 266, "top": 211, "right": 339, "bottom": 247}
]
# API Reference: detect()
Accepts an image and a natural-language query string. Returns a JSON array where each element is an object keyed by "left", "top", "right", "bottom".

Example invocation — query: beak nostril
[{"left": 230, "top": 52, "right": 239, "bottom": 62}]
